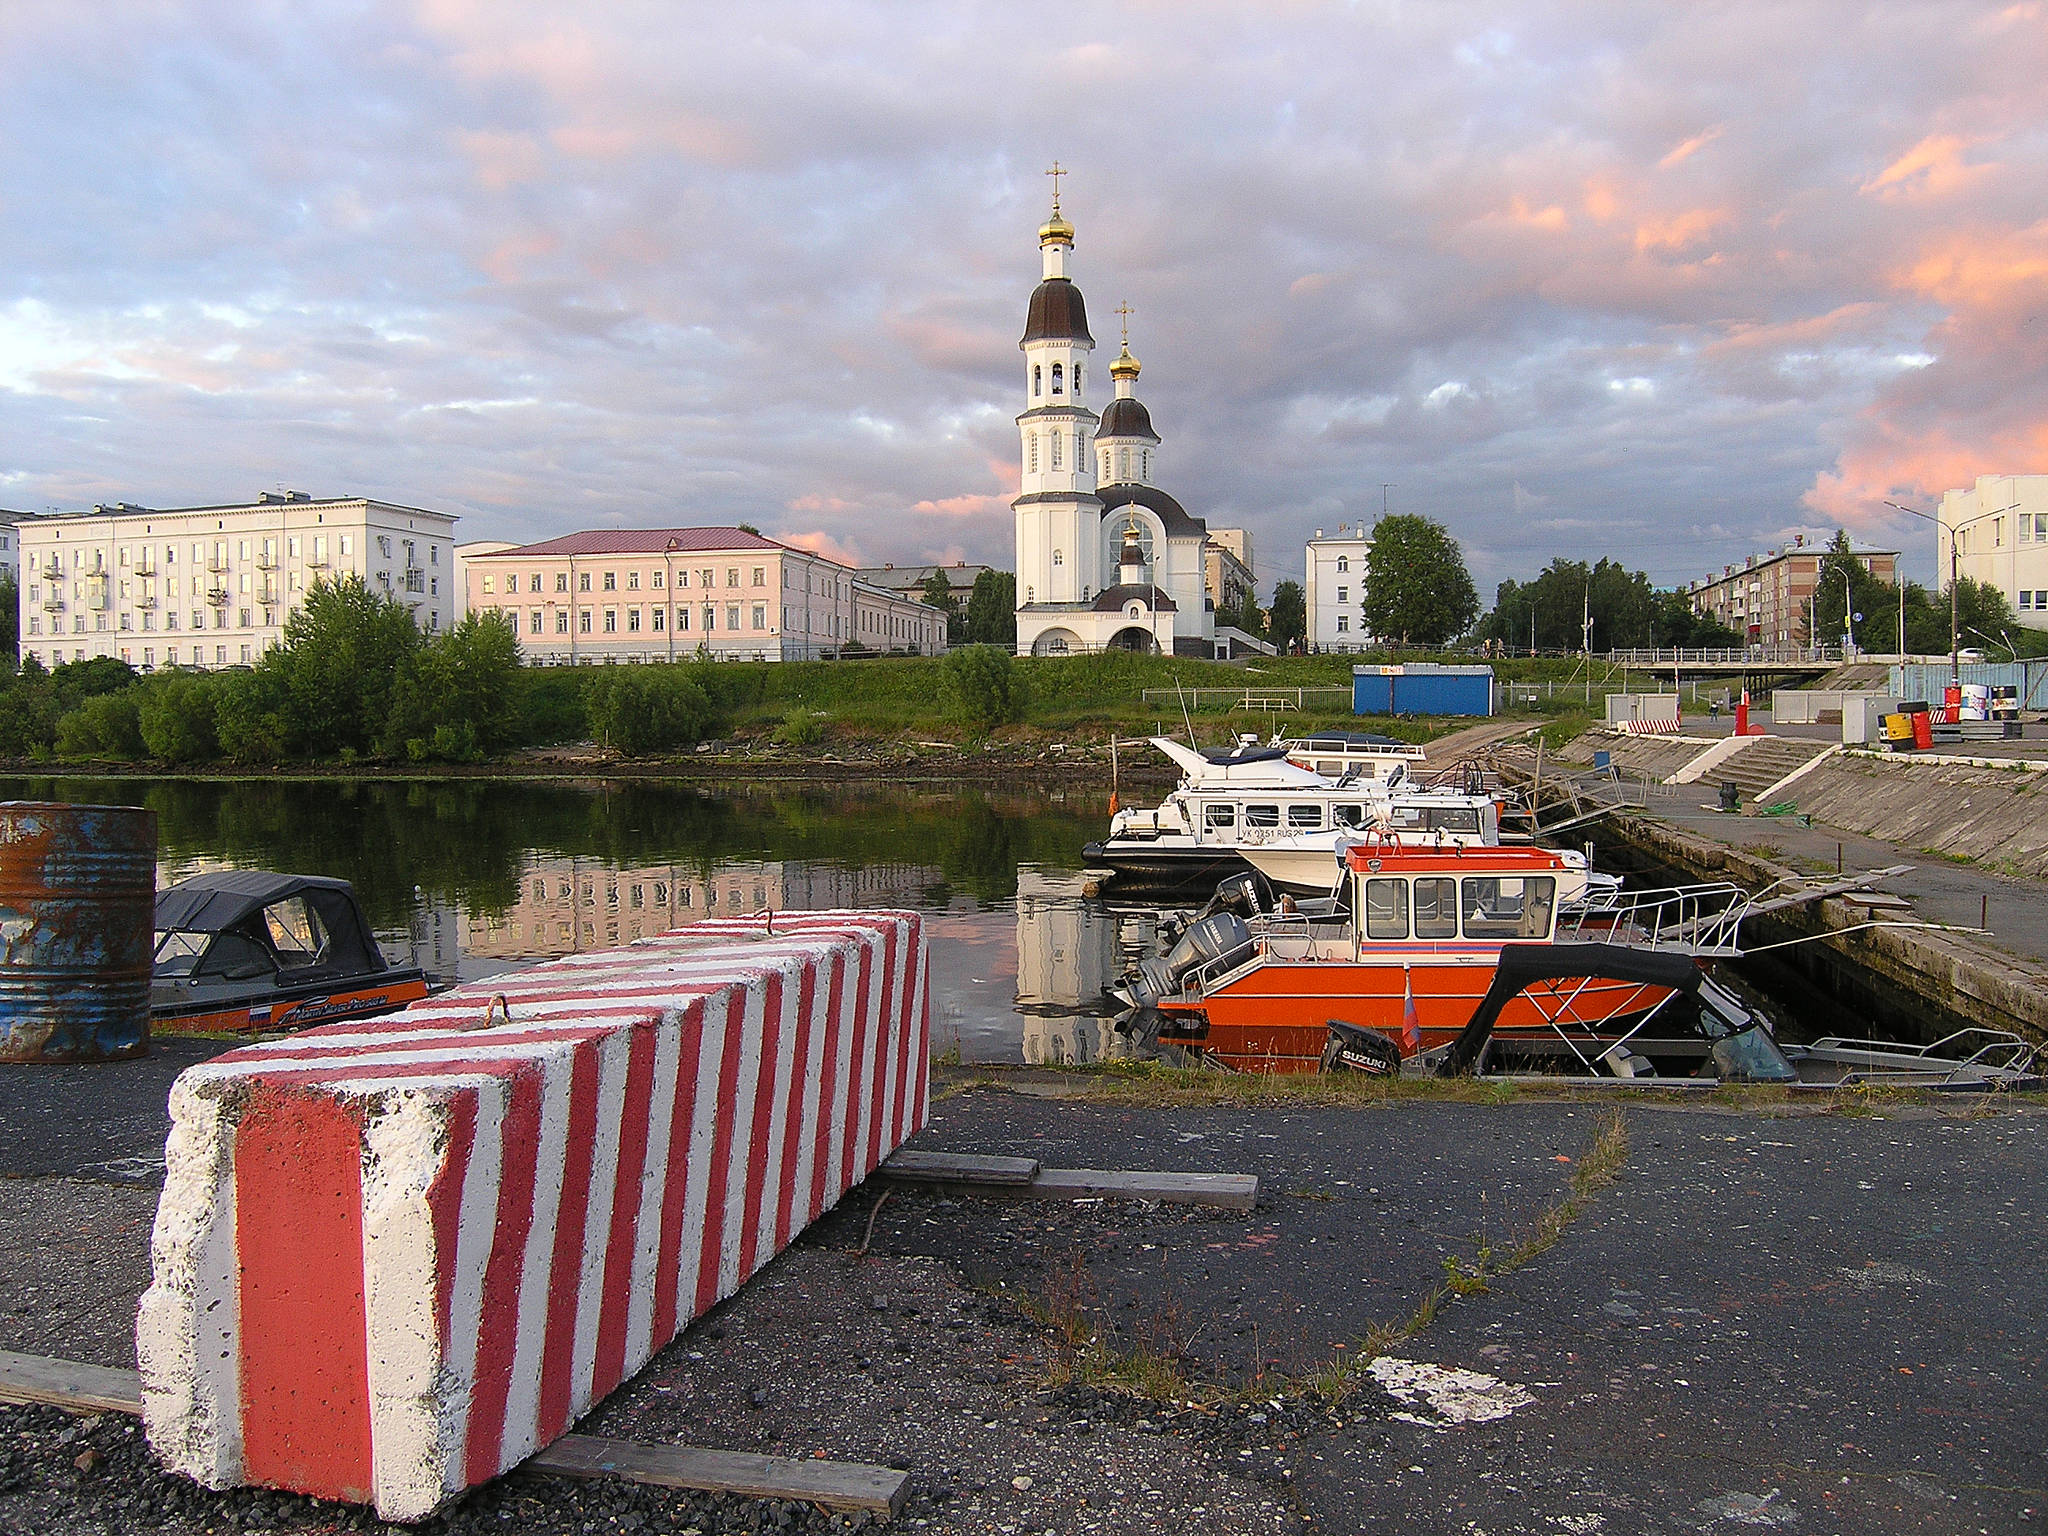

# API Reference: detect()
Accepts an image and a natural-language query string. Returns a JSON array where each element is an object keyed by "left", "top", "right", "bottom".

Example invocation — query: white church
[{"left": 1011, "top": 181, "right": 1223, "bottom": 657}]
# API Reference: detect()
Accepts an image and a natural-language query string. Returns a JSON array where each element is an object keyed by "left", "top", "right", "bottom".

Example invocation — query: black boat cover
[
  {"left": 155, "top": 871, "right": 388, "bottom": 974},
  {"left": 1435, "top": 942, "right": 1703, "bottom": 1076}
]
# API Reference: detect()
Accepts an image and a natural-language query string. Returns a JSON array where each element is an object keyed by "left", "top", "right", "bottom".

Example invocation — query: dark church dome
[{"left": 1021, "top": 279, "right": 1093, "bottom": 346}]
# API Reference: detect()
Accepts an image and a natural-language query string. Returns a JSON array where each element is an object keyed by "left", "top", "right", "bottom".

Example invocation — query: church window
[
  {"left": 1337, "top": 556, "right": 1348, "bottom": 573},
  {"left": 1052, "top": 550, "right": 1064, "bottom": 566},
  {"left": 1051, "top": 363, "right": 1063, "bottom": 395},
  {"left": 1033, "top": 365, "right": 1041, "bottom": 397},
  {"left": 1076, "top": 431, "right": 1085, "bottom": 466},
  {"left": 1050, "top": 432, "right": 1062, "bottom": 469},
  {"left": 1028, "top": 433, "right": 1038, "bottom": 472},
  {"left": 1118, "top": 447, "right": 1129, "bottom": 480},
  {"left": 1337, "top": 615, "right": 1350, "bottom": 633},
  {"left": 1337, "top": 586, "right": 1348, "bottom": 603},
  {"left": 1141, "top": 450, "right": 1149, "bottom": 478},
  {"left": 1026, "top": 587, "right": 1034, "bottom": 603},
  {"left": 1102, "top": 450, "right": 1111, "bottom": 479},
  {"left": 1074, "top": 363, "right": 1082, "bottom": 395}
]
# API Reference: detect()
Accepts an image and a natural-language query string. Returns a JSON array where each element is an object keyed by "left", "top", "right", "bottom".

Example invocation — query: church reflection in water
[{"left": 1013, "top": 867, "right": 1162, "bottom": 1066}]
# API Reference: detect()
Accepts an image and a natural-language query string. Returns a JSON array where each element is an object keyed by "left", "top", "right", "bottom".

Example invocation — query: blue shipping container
[{"left": 1352, "top": 664, "right": 1495, "bottom": 717}]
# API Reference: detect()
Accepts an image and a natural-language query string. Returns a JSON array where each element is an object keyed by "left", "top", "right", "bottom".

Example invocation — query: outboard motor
[
  {"left": 1193, "top": 870, "right": 1271, "bottom": 923},
  {"left": 1120, "top": 911, "right": 1253, "bottom": 1008}
]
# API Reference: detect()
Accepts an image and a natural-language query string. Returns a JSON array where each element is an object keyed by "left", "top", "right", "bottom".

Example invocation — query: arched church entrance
[
  {"left": 1106, "top": 627, "right": 1158, "bottom": 654},
  {"left": 1030, "top": 629, "right": 1079, "bottom": 657}
]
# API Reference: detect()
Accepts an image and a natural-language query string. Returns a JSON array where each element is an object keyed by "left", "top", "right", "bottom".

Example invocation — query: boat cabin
[
  {"left": 1279, "top": 732, "right": 1428, "bottom": 783},
  {"left": 1342, "top": 844, "right": 1569, "bottom": 951}
]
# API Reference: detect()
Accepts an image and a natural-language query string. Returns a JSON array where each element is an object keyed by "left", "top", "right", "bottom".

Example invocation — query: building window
[
  {"left": 579, "top": 610, "right": 592, "bottom": 633},
  {"left": 701, "top": 569, "right": 714, "bottom": 588},
  {"left": 726, "top": 568, "right": 739, "bottom": 587},
  {"left": 1337, "top": 615, "right": 1350, "bottom": 633},
  {"left": 482, "top": 575, "right": 494, "bottom": 594},
  {"left": 704, "top": 606, "right": 716, "bottom": 631},
  {"left": 556, "top": 612, "right": 569, "bottom": 633},
  {"left": 627, "top": 609, "right": 641, "bottom": 632},
  {"left": 652, "top": 607, "right": 664, "bottom": 631},
  {"left": 1336, "top": 556, "right": 1348, "bottom": 572},
  {"left": 531, "top": 610, "right": 543, "bottom": 634},
  {"left": 726, "top": 605, "right": 740, "bottom": 630},
  {"left": 1032, "top": 364, "right": 1041, "bottom": 397},
  {"left": 579, "top": 572, "right": 591, "bottom": 591},
  {"left": 602, "top": 571, "right": 616, "bottom": 591},
  {"left": 677, "top": 607, "right": 689, "bottom": 631},
  {"left": 1050, "top": 432, "right": 1062, "bottom": 469},
  {"left": 1051, "top": 363, "right": 1063, "bottom": 395},
  {"left": 1118, "top": 447, "right": 1129, "bottom": 480},
  {"left": 1102, "top": 450, "right": 1111, "bottom": 478},
  {"left": 1052, "top": 549, "right": 1064, "bottom": 566},
  {"left": 751, "top": 603, "right": 766, "bottom": 629},
  {"left": 556, "top": 572, "right": 568, "bottom": 592},
  {"left": 1337, "top": 586, "right": 1348, "bottom": 603},
  {"left": 1029, "top": 433, "right": 1039, "bottom": 472},
  {"left": 603, "top": 610, "right": 617, "bottom": 633},
  {"left": 752, "top": 567, "right": 765, "bottom": 586}
]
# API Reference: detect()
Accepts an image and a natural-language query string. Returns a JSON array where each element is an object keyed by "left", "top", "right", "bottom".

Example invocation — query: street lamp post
[
  {"left": 663, "top": 538, "right": 679, "bottom": 662},
  {"left": 1886, "top": 499, "right": 1980, "bottom": 688},
  {"left": 1840, "top": 569, "right": 1856, "bottom": 655}
]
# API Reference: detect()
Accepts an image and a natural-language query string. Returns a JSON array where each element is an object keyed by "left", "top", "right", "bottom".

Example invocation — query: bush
[
  {"left": 213, "top": 667, "right": 294, "bottom": 765},
  {"left": 583, "top": 665, "right": 720, "bottom": 754},
  {"left": 54, "top": 690, "right": 144, "bottom": 759},
  {"left": 137, "top": 671, "right": 222, "bottom": 764},
  {"left": 772, "top": 705, "right": 824, "bottom": 747},
  {"left": 944, "top": 645, "right": 1025, "bottom": 731}
]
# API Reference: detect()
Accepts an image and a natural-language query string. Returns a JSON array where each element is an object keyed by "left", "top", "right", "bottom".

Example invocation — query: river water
[{"left": 1, "top": 776, "right": 1160, "bottom": 1066}]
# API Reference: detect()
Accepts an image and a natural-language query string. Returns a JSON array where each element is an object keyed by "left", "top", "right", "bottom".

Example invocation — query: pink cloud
[
  {"left": 908, "top": 493, "right": 1007, "bottom": 519},
  {"left": 778, "top": 529, "right": 865, "bottom": 567},
  {"left": 1861, "top": 135, "right": 1994, "bottom": 201}
]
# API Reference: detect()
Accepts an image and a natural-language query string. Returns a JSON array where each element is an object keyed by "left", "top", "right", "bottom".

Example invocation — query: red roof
[{"left": 495, "top": 528, "right": 787, "bottom": 558}]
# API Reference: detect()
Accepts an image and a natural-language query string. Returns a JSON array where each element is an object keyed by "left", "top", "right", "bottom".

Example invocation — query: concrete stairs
[{"left": 1703, "top": 736, "right": 1837, "bottom": 805}]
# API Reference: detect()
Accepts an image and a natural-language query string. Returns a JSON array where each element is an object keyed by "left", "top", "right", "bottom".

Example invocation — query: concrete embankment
[{"left": 1556, "top": 731, "right": 2048, "bottom": 1045}]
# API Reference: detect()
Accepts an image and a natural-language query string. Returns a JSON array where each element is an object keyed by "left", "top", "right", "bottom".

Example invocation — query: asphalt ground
[{"left": 3, "top": 1064, "right": 2044, "bottom": 1535}]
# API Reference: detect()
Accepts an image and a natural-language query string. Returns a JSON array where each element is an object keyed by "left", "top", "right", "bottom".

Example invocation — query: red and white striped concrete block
[{"left": 136, "top": 911, "right": 927, "bottom": 1521}]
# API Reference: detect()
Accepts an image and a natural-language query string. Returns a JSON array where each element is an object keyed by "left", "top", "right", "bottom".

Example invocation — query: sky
[{"left": 3, "top": 2, "right": 2046, "bottom": 600}]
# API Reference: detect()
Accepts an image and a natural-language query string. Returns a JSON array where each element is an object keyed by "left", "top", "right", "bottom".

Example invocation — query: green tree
[
  {"left": 212, "top": 667, "right": 294, "bottom": 764},
  {"left": 583, "top": 665, "right": 718, "bottom": 754},
  {"left": 269, "top": 576, "right": 422, "bottom": 757},
  {"left": 1267, "top": 580, "right": 1307, "bottom": 651},
  {"left": 920, "top": 571, "right": 965, "bottom": 647},
  {"left": 137, "top": 671, "right": 223, "bottom": 763},
  {"left": 0, "top": 657, "right": 61, "bottom": 757},
  {"left": 1652, "top": 589, "right": 1741, "bottom": 649},
  {"left": 54, "top": 690, "right": 143, "bottom": 759},
  {"left": 1362, "top": 514, "right": 1478, "bottom": 646},
  {"left": 963, "top": 570, "right": 1017, "bottom": 648},
  {"left": 384, "top": 611, "right": 522, "bottom": 761},
  {"left": 1812, "top": 530, "right": 1906, "bottom": 650},
  {"left": 1479, "top": 557, "right": 1688, "bottom": 653},
  {"left": 0, "top": 569, "right": 16, "bottom": 665},
  {"left": 943, "top": 644, "right": 1024, "bottom": 732}
]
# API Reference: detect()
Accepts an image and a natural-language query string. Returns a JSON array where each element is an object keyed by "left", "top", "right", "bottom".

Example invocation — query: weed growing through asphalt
[{"left": 1006, "top": 1109, "right": 1633, "bottom": 1412}]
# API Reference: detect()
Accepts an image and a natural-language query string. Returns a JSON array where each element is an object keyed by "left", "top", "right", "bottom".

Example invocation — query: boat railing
[
  {"left": 1553, "top": 880, "right": 1751, "bottom": 954},
  {"left": 1797, "top": 1027, "right": 2046, "bottom": 1081}
]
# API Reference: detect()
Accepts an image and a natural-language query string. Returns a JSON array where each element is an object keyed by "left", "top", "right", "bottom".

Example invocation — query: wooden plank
[
  {"left": 1026, "top": 1167, "right": 1259, "bottom": 1210},
  {"left": 879, "top": 1149, "right": 1040, "bottom": 1185},
  {"left": 530, "top": 1433, "right": 909, "bottom": 1515},
  {"left": 0, "top": 1350, "right": 143, "bottom": 1415}
]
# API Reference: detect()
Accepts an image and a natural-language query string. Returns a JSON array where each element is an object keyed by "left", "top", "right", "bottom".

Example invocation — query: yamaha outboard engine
[{"left": 1120, "top": 911, "right": 1253, "bottom": 1008}]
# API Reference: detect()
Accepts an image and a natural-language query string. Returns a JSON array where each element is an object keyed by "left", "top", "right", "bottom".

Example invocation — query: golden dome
[
  {"left": 1039, "top": 210, "right": 1074, "bottom": 245},
  {"left": 1109, "top": 343, "right": 1141, "bottom": 379}
]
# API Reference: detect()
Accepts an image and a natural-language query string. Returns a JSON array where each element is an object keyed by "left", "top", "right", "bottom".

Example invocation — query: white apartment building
[
  {"left": 462, "top": 528, "right": 945, "bottom": 663},
  {"left": 1305, "top": 525, "right": 1373, "bottom": 652},
  {"left": 1939, "top": 473, "right": 2048, "bottom": 632},
  {"left": 19, "top": 492, "right": 457, "bottom": 672},
  {"left": 0, "top": 510, "right": 27, "bottom": 583}
]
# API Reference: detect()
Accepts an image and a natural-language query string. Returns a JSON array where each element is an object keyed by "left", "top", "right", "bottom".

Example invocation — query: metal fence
[{"left": 1136, "top": 685, "right": 1355, "bottom": 713}]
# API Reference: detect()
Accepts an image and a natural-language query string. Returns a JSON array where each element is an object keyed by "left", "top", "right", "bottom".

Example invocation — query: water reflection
[{"left": 0, "top": 776, "right": 1132, "bottom": 1064}]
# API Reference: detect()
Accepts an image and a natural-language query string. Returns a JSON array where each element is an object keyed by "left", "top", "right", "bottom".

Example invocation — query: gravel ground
[{"left": 3, "top": 1088, "right": 2043, "bottom": 1535}]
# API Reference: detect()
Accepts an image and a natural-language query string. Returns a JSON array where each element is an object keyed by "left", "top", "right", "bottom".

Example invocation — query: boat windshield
[
  {"left": 1460, "top": 876, "right": 1557, "bottom": 939},
  {"left": 154, "top": 930, "right": 210, "bottom": 976}
]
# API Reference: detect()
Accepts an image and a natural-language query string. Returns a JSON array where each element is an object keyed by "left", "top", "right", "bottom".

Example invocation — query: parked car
[{"left": 1957, "top": 647, "right": 1986, "bottom": 663}]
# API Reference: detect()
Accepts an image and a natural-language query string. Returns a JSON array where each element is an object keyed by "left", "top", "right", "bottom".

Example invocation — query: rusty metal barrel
[{"left": 0, "top": 802, "right": 158, "bottom": 1062}]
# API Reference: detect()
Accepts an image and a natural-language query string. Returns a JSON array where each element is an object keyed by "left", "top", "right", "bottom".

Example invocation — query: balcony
[
  {"left": 256, "top": 554, "right": 278, "bottom": 570},
  {"left": 136, "top": 596, "right": 157, "bottom": 610},
  {"left": 41, "top": 597, "right": 64, "bottom": 613},
  {"left": 133, "top": 560, "right": 155, "bottom": 577},
  {"left": 206, "top": 588, "right": 229, "bottom": 606}
]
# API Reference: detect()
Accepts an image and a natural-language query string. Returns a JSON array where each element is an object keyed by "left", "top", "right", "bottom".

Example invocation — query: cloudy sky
[{"left": 4, "top": 2, "right": 2045, "bottom": 598}]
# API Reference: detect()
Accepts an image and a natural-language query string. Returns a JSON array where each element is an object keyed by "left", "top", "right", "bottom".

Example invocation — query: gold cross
[
  {"left": 1115, "top": 301, "right": 1135, "bottom": 347},
  {"left": 1045, "top": 161, "right": 1066, "bottom": 211}
]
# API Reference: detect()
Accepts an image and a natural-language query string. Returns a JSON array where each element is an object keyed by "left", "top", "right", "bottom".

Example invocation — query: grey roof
[
  {"left": 1092, "top": 582, "right": 1178, "bottom": 614},
  {"left": 1097, "top": 397, "right": 1159, "bottom": 442},
  {"left": 1021, "top": 279, "right": 1094, "bottom": 345},
  {"left": 1099, "top": 482, "right": 1206, "bottom": 539}
]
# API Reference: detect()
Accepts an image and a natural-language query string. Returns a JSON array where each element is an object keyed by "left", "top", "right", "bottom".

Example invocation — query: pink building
[{"left": 462, "top": 527, "right": 945, "bottom": 662}]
